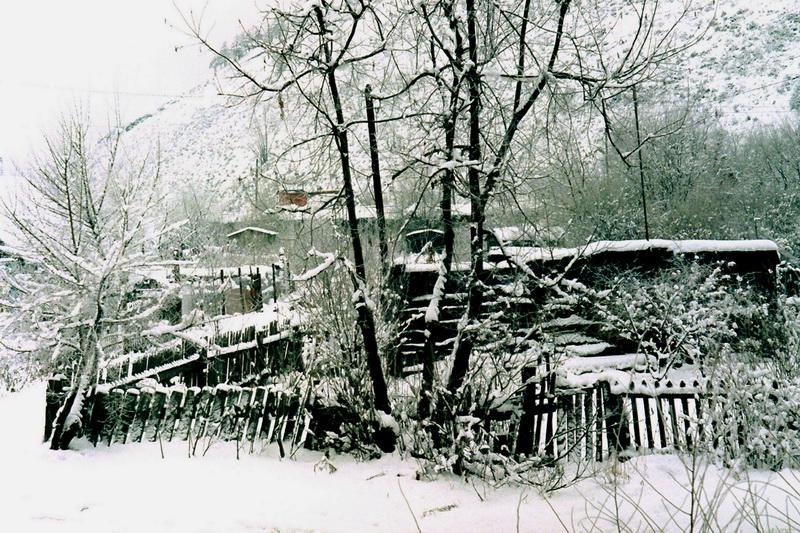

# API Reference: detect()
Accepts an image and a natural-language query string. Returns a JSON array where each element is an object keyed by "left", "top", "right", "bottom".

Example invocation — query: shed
[
  {"left": 406, "top": 229, "right": 445, "bottom": 254},
  {"left": 226, "top": 227, "right": 278, "bottom": 247}
]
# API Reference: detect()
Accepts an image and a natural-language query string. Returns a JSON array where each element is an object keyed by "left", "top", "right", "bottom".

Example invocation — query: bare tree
[
  {"left": 182, "top": 0, "right": 713, "bottom": 432},
  {"left": 1, "top": 112, "right": 176, "bottom": 449},
  {"left": 183, "top": 0, "right": 398, "bottom": 416},
  {"left": 407, "top": 0, "right": 713, "bottom": 420}
]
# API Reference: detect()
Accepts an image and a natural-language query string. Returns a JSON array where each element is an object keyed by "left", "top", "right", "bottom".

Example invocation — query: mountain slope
[{"left": 119, "top": 0, "right": 800, "bottom": 222}]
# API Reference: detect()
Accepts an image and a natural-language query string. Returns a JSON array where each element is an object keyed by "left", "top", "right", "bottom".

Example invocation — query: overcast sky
[{"left": 0, "top": 0, "right": 260, "bottom": 171}]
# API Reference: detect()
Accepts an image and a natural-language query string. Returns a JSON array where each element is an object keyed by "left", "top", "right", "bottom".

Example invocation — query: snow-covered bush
[
  {"left": 564, "top": 262, "right": 769, "bottom": 372},
  {"left": 704, "top": 300, "right": 800, "bottom": 470},
  {"left": 705, "top": 361, "right": 800, "bottom": 470},
  {"left": 1, "top": 114, "right": 179, "bottom": 448},
  {"left": 296, "top": 261, "right": 401, "bottom": 456}
]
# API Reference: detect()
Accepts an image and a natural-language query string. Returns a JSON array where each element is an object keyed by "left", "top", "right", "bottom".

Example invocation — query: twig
[
  {"left": 516, "top": 488, "right": 528, "bottom": 533},
  {"left": 397, "top": 478, "right": 423, "bottom": 533}
]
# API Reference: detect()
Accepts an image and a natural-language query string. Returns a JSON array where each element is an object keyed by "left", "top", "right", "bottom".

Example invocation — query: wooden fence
[
  {"left": 99, "top": 324, "right": 304, "bottom": 392},
  {"left": 52, "top": 382, "right": 314, "bottom": 454},
  {"left": 506, "top": 375, "right": 712, "bottom": 462}
]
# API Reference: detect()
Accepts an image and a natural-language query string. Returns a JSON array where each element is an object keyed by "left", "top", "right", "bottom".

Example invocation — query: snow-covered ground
[{"left": 2, "top": 384, "right": 800, "bottom": 532}]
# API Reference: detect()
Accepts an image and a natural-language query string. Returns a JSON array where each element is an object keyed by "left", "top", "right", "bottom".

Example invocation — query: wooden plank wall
[{"left": 79, "top": 383, "right": 313, "bottom": 454}]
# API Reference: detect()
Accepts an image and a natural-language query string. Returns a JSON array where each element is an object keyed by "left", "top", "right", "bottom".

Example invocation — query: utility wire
[{"left": 0, "top": 79, "right": 210, "bottom": 99}]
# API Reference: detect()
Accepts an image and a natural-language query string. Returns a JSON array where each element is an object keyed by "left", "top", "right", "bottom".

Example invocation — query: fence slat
[
  {"left": 114, "top": 389, "right": 140, "bottom": 444},
  {"left": 145, "top": 389, "right": 168, "bottom": 442},
  {"left": 129, "top": 389, "right": 153, "bottom": 443},
  {"left": 247, "top": 387, "right": 268, "bottom": 447},
  {"left": 514, "top": 366, "right": 537, "bottom": 456},
  {"left": 162, "top": 389, "right": 184, "bottom": 442},
  {"left": 192, "top": 387, "right": 215, "bottom": 441}
]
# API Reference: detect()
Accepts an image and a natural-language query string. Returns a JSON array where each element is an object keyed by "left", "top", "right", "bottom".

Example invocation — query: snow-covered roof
[
  {"left": 226, "top": 227, "right": 278, "bottom": 239},
  {"left": 406, "top": 229, "right": 444, "bottom": 237},
  {"left": 492, "top": 226, "right": 525, "bottom": 243},
  {"left": 399, "top": 239, "right": 780, "bottom": 272},
  {"left": 503, "top": 239, "right": 779, "bottom": 264}
]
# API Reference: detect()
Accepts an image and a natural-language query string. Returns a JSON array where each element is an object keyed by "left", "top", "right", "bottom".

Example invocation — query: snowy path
[{"left": 2, "top": 384, "right": 799, "bottom": 532}]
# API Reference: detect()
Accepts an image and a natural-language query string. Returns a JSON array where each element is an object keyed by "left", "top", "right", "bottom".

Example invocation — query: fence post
[
  {"left": 514, "top": 366, "right": 537, "bottom": 456},
  {"left": 253, "top": 268, "right": 263, "bottom": 311},
  {"left": 271, "top": 264, "right": 278, "bottom": 303},
  {"left": 602, "top": 383, "right": 630, "bottom": 456},
  {"left": 44, "top": 374, "right": 69, "bottom": 442}
]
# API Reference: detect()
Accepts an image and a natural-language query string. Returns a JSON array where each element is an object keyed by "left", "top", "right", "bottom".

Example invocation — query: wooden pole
[
  {"left": 238, "top": 267, "right": 245, "bottom": 313},
  {"left": 255, "top": 267, "right": 263, "bottom": 310},
  {"left": 271, "top": 264, "right": 277, "bottom": 304},
  {"left": 364, "top": 84, "right": 389, "bottom": 271},
  {"left": 220, "top": 269, "right": 226, "bottom": 315},
  {"left": 632, "top": 84, "right": 650, "bottom": 241}
]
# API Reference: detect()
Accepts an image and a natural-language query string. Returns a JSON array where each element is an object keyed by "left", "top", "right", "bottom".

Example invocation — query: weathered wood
[
  {"left": 265, "top": 390, "right": 284, "bottom": 443},
  {"left": 176, "top": 387, "right": 201, "bottom": 440},
  {"left": 595, "top": 387, "right": 606, "bottom": 461},
  {"left": 129, "top": 389, "right": 154, "bottom": 443},
  {"left": 68, "top": 383, "right": 312, "bottom": 456},
  {"left": 218, "top": 387, "right": 240, "bottom": 441},
  {"left": 192, "top": 387, "right": 215, "bottom": 440},
  {"left": 114, "top": 389, "right": 140, "bottom": 444},
  {"left": 86, "top": 389, "right": 109, "bottom": 446},
  {"left": 514, "top": 366, "right": 537, "bottom": 456},
  {"left": 247, "top": 387, "right": 267, "bottom": 444},
  {"left": 162, "top": 389, "right": 185, "bottom": 442},
  {"left": 603, "top": 384, "right": 629, "bottom": 454},
  {"left": 233, "top": 388, "right": 253, "bottom": 442},
  {"left": 207, "top": 385, "right": 230, "bottom": 440},
  {"left": 102, "top": 389, "right": 125, "bottom": 446},
  {"left": 44, "top": 375, "right": 69, "bottom": 442},
  {"left": 145, "top": 389, "right": 168, "bottom": 442}
]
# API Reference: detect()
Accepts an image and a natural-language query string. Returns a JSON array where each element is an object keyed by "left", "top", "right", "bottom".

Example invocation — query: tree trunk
[
  {"left": 49, "top": 326, "right": 98, "bottom": 449},
  {"left": 447, "top": 0, "right": 484, "bottom": 397},
  {"left": 316, "top": 7, "right": 391, "bottom": 415},
  {"left": 364, "top": 84, "right": 389, "bottom": 273},
  {"left": 418, "top": 81, "right": 459, "bottom": 420}
]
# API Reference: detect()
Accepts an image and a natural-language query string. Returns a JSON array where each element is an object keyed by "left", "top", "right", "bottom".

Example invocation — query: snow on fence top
[
  {"left": 400, "top": 239, "right": 780, "bottom": 272},
  {"left": 553, "top": 353, "right": 706, "bottom": 396},
  {"left": 160, "top": 300, "right": 301, "bottom": 347}
]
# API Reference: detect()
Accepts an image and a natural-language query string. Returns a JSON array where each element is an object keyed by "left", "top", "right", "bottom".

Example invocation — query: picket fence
[
  {"left": 69, "top": 382, "right": 314, "bottom": 454},
  {"left": 507, "top": 374, "right": 719, "bottom": 462}
]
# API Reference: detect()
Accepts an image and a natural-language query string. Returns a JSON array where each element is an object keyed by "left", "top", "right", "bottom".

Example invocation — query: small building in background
[
  {"left": 406, "top": 229, "right": 445, "bottom": 255},
  {"left": 277, "top": 190, "right": 309, "bottom": 208},
  {"left": 226, "top": 227, "right": 278, "bottom": 249}
]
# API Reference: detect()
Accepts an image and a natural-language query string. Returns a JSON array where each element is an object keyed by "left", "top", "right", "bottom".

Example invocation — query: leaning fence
[
  {"left": 45, "top": 377, "right": 314, "bottom": 455},
  {"left": 496, "top": 369, "right": 725, "bottom": 463}
]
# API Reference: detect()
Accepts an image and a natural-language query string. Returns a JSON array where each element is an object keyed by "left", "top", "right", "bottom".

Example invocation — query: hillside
[{"left": 118, "top": 0, "right": 800, "bottom": 223}]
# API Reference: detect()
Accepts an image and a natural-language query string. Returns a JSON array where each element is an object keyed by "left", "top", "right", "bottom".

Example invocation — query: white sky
[{"left": 0, "top": 0, "right": 260, "bottom": 171}]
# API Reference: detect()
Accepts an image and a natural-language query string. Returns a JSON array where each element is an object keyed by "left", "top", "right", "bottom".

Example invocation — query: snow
[
  {"left": 402, "top": 239, "right": 780, "bottom": 272},
  {"left": 563, "top": 342, "right": 613, "bottom": 357},
  {"left": 225, "top": 227, "right": 278, "bottom": 239},
  {"left": 425, "top": 261, "right": 448, "bottom": 323},
  {"left": 406, "top": 229, "right": 444, "bottom": 237},
  {"left": 3, "top": 383, "right": 800, "bottom": 532},
  {"left": 559, "top": 353, "right": 654, "bottom": 375},
  {"left": 292, "top": 251, "right": 336, "bottom": 282},
  {"left": 0, "top": 173, "right": 26, "bottom": 247},
  {"left": 505, "top": 239, "right": 780, "bottom": 264}
]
